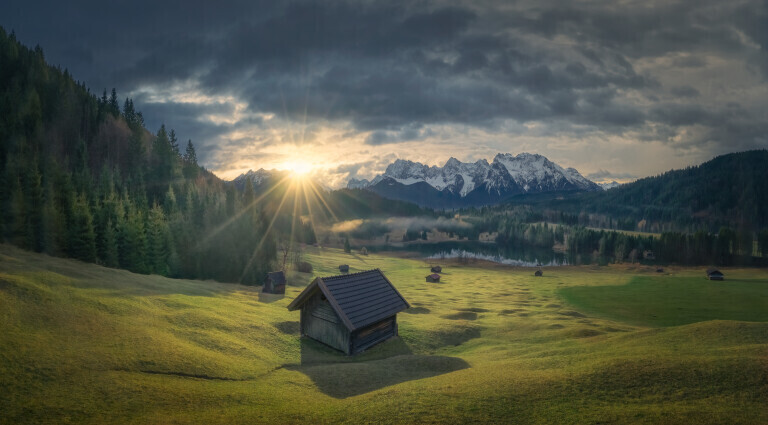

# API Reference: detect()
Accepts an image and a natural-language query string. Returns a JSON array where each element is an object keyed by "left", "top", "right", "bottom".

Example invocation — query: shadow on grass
[
  {"left": 258, "top": 292, "right": 285, "bottom": 303},
  {"left": 288, "top": 338, "right": 470, "bottom": 398}
]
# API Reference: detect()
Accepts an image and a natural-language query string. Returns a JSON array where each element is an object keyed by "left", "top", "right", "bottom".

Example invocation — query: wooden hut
[
  {"left": 287, "top": 269, "right": 410, "bottom": 355},
  {"left": 643, "top": 250, "right": 655, "bottom": 260},
  {"left": 706, "top": 269, "right": 724, "bottom": 280},
  {"left": 656, "top": 267, "right": 664, "bottom": 273},
  {"left": 263, "top": 271, "right": 286, "bottom": 294},
  {"left": 534, "top": 269, "right": 543, "bottom": 277},
  {"left": 426, "top": 273, "right": 441, "bottom": 283},
  {"left": 339, "top": 264, "right": 350, "bottom": 273},
  {"left": 360, "top": 247, "right": 368, "bottom": 256},
  {"left": 430, "top": 265, "right": 442, "bottom": 273}
]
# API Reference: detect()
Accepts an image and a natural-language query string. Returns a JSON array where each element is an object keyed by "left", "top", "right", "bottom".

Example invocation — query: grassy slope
[
  {"left": 0, "top": 244, "right": 767, "bottom": 424},
  {"left": 560, "top": 275, "right": 768, "bottom": 327}
]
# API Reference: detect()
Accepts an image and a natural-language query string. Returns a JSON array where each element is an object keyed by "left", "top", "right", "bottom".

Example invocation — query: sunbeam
[
  {"left": 238, "top": 176, "right": 296, "bottom": 282},
  {"left": 192, "top": 173, "right": 293, "bottom": 252}
]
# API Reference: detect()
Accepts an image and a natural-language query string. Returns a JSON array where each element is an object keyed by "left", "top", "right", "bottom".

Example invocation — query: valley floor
[{"left": 0, "top": 244, "right": 767, "bottom": 424}]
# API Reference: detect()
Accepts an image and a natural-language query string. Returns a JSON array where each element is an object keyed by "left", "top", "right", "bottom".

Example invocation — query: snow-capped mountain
[
  {"left": 232, "top": 168, "right": 332, "bottom": 192},
  {"left": 232, "top": 168, "right": 279, "bottom": 189},
  {"left": 348, "top": 153, "right": 601, "bottom": 208},
  {"left": 598, "top": 181, "right": 621, "bottom": 190},
  {"left": 347, "top": 178, "right": 371, "bottom": 189}
]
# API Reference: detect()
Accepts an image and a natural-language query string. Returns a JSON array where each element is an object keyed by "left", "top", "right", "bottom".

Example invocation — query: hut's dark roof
[
  {"left": 267, "top": 271, "right": 286, "bottom": 284},
  {"left": 706, "top": 269, "right": 723, "bottom": 276},
  {"left": 427, "top": 273, "right": 440, "bottom": 279},
  {"left": 287, "top": 269, "right": 410, "bottom": 331}
]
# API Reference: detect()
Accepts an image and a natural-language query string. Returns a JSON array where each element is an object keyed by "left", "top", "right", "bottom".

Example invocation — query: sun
[{"left": 283, "top": 160, "right": 314, "bottom": 178}]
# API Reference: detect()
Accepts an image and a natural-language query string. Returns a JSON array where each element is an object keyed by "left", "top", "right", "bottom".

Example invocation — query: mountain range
[{"left": 346, "top": 153, "right": 601, "bottom": 208}]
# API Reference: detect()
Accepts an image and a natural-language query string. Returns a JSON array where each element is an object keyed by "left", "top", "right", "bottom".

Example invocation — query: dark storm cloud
[
  {"left": 2, "top": 0, "right": 767, "bottom": 167},
  {"left": 669, "top": 86, "right": 700, "bottom": 98},
  {"left": 135, "top": 100, "right": 237, "bottom": 144}
]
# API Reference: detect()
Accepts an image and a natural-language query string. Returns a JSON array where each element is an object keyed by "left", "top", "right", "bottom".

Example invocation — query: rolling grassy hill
[{"left": 1, "top": 244, "right": 767, "bottom": 424}]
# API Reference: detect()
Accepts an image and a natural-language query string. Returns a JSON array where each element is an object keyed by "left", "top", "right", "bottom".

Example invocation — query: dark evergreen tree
[
  {"left": 169, "top": 129, "right": 180, "bottom": 158},
  {"left": 758, "top": 229, "right": 768, "bottom": 257},
  {"left": 108, "top": 88, "right": 119, "bottom": 116},
  {"left": 146, "top": 203, "right": 170, "bottom": 275},
  {"left": 182, "top": 140, "right": 199, "bottom": 180},
  {"left": 101, "top": 219, "right": 119, "bottom": 267},
  {"left": 66, "top": 193, "right": 97, "bottom": 262}
]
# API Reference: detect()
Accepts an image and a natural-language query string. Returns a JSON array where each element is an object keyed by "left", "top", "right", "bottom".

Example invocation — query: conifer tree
[
  {"left": 67, "top": 193, "right": 97, "bottom": 262},
  {"left": 169, "top": 129, "right": 180, "bottom": 158},
  {"left": 182, "top": 140, "right": 199, "bottom": 180},
  {"left": 164, "top": 185, "right": 178, "bottom": 216},
  {"left": 101, "top": 219, "right": 119, "bottom": 267},
  {"left": 147, "top": 203, "right": 170, "bottom": 275},
  {"left": 9, "top": 176, "right": 26, "bottom": 248},
  {"left": 108, "top": 88, "right": 119, "bottom": 116},
  {"left": 24, "top": 159, "right": 44, "bottom": 252}
]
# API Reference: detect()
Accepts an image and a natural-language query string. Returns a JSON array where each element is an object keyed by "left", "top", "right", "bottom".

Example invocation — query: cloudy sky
[{"left": 2, "top": 0, "right": 767, "bottom": 186}]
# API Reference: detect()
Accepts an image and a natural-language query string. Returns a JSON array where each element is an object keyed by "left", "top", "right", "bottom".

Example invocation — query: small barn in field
[
  {"left": 426, "top": 273, "right": 441, "bottom": 283},
  {"left": 430, "top": 265, "right": 442, "bottom": 273},
  {"left": 263, "top": 271, "right": 286, "bottom": 294},
  {"left": 287, "top": 269, "right": 410, "bottom": 355},
  {"left": 534, "top": 269, "right": 543, "bottom": 277},
  {"left": 706, "top": 269, "right": 724, "bottom": 280},
  {"left": 339, "top": 264, "right": 350, "bottom": 273}
]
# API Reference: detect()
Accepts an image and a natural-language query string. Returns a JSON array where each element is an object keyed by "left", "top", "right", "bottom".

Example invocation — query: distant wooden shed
[
  {"left": 643, "top": 250, "right": 655, "bottom": 260},
  {"left": 426, "top": 273, "right": 441, "bottom": 283},
  {"left": 339, "top": 264, "right": 350, "bottom": 273},
  {"left": 430, "top": 265, "right": 442, "bottom": 273},
  {"left": 263, "top": 271, "right": 286, "bottom": 294},
  {"left": 287, "top": 269, "right": 410, "bottom": 355},
  {"left": 706, "top": 269, "right": 724, "bottom": 280},
  {"left": 534, "top": 269, "right": 543, "bottom": 277}
]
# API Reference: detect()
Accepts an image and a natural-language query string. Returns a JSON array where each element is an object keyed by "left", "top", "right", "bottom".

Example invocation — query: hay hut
[
  {"left": 287, "top": 269, "right": 410, "bottom": 355},
  {"left": 706, "top": 269, "right": 724, "bottom": 280},
  {"left": 263, "top": 271, "right": 286, "bottom": 294},
  {"left": 339, "top": 264, "right": 350, "bottom": 273},
  {"left": 426, "top": 273, "right": 441, "bottom": 283},
  {"left": 430, "top": 265, "right": 442, "bottom": 273},
  {"left": 534, "top": 269, "right": 543, "bottom": 277}
]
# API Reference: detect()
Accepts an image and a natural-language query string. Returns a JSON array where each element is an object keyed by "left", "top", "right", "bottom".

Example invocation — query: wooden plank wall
[{"left": 302, "top": 292, "right": 351, "bottom": 353}]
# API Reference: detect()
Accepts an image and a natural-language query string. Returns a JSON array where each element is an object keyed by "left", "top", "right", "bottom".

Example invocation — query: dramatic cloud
[{"left": 2, "top": 0, "right": 767, "bottom": 185}]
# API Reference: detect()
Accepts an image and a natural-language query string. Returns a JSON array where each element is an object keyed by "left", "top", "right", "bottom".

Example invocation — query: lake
[{"left": 365, "top": 241, "right": 568, "bottom": 267}]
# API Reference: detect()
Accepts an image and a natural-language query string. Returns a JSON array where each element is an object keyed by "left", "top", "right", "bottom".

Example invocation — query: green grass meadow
[{"left": 1, "top": 243, "right": 767, "bottom": 424}]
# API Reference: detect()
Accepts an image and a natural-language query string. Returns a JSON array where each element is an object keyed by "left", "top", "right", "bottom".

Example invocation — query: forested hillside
[
  {"left": 544, "top": 150, "right": 768, "bottom": 232},
  {"left": 0, "top": 27, "right": 276, "bottom": 284}
]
